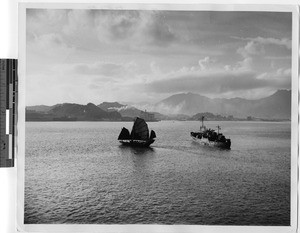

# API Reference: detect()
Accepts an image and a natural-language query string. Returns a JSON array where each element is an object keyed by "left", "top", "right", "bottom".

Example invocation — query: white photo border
[{"left": 17, "top": 2, "right": 299, "bottom": 233}]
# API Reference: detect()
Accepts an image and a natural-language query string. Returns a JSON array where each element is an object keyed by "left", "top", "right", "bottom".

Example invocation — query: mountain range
[
  {"left": 97, "top": 102, "right": 143, "bottom": 118},
  {"left": 26, "top": 89, "right": 291, "bottom": 121},
  {"left": 26, "top": 103, "right": 122, "bottom": 121},
  {"left": 155, "top": 89, "right": 291, "bottom": 119}
]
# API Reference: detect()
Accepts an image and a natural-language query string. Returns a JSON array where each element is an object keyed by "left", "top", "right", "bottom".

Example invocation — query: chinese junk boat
[
  {"left": 118, "top": 117, "right": 156, "bottom": 147},
  {"left": 190, "top": 116, "right": 231, "bottom": 149}
]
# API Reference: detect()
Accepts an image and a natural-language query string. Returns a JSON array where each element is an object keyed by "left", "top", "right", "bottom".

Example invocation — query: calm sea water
[{"left": 25, "top": 121, "right": 291, "bottom": 225}]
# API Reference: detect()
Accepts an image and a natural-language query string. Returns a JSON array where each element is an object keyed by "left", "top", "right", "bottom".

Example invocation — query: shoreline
[{"left": 25, "top": 119, "right": 291, "bottom": 123}]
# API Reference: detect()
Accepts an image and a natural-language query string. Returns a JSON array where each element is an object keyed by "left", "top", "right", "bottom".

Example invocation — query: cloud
[
  {"left": 276, "top": 68, "right": 291, "bottom": 76},
  {"left": 233, "top": 36, "right": 291, "bottom": 50},
  {"left": 153, "top": 102, "right": 186, "bottom": 115},
  {"left": 26, "top": 10, "right": 292, "bottom": 105},
  {"left": 33, "top": 33, "right": 65, "bottom": 47},
  {"left": 27, "top": 33, "right": 75, "bottom": 59},
  {"left": 251, "top": 37, "right": 291, "bottom": 50},
  {"left": 144, "top": 68, "right": 290, "bottom": 96},
  {"left": 63, "top": 10, "right": 94, "bottom": 36},
  {"left": 30, "top": 9, "right": 183, "bottom": 63},
  {"left": 144, "top": 14, "right": 177, "bottom": 46},
  {"left": 235, "top": 36, "right": 291, "bottom": 72},
  {"left": 93, "top": 10, "right": 140, "bottom": 43},
  {"left": 26, "top": 9, "right": 68, "bottom": 37},
  {"left": 150, "top": 62, "right": 162, "bottom": 75},
  {"left": 72, "top": 63, "right": 122, "bottom": 76},
  {"left": 70, "top": 61, "right": 138, "bottom": 78},
  {"left": 236, "top": 36, "right": 291, "bottom": 63},
  {"left": 236, "top": 57, "right": 253, "bottom": 71},
  {"left": 237, "top": 41, "right": 265, "bottom": 58},
  {"left": 60, "top": 10, "right": 179, "bottom": 49},
  {"left": 198, "top": 56, "right": 216, "bottom": 70}
]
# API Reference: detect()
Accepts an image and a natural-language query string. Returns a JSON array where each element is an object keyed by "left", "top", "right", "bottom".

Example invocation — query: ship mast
[
  {"left": 217, "top": 125, "right": 221, "bottom": 134},
  {"left": 200, "top": 116, "right": 205, "bottom": 131}
]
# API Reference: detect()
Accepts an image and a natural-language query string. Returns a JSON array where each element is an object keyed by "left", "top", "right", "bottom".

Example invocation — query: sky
[{"left": 26, "top": 9, "right": 292, "bottom": 106}]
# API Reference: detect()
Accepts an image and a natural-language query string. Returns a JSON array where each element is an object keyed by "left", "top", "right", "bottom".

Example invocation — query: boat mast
[
  {"left": 217, "top": 125, "right": 221, "bottom": 134},
  {"left": 200, "top": 116, "right": 204, "bottom": 131}
]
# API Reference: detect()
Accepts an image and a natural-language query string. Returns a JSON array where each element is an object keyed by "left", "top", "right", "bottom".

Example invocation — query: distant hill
[
  {"left": 190, "top": 112, "right": 232, "bottom": 121},
  {"left": 155, "top": 90, "right": 291, "bottom": 119},
  {"left": 98, "top": 102, "right": 162, "bottom": 120},
  {"left": 26, "top": 89, "right": 291, "bottom": 121},
  {"left": 155, "top": 93, "right": 213, "bottom": 116},
  {"left": 51, "top": 103, "right": 122, "bottom": 120},
  {"left": 26, "top": 103, "right": 122, "bottom": 121},
  {"left": 98, "top": 102, "right": 126, "bottom": 112},
  {"left": 26, "top": 105, "right": 54, "bottom": 113},
  {"left": 248, "top": 89, "right": 291, "bottom": 119},
  {"left": 26, "top": 110, "right": 54, "bottom": 121}
]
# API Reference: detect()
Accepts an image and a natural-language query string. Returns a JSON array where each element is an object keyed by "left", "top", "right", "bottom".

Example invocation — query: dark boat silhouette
[
  {"left": 118, "top": 117, "right": 156, "bottom": 147},
  {"left": 190, "top": 116, "right": 231, "bottom": 149}
]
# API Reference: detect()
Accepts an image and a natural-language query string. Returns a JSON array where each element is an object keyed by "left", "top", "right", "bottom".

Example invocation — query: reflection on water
[
  {"left": 118, "top": 145, "right": 155, "bottom": 155},
  {"left": 190, "top": 140, "right": 232, "bottom": 152},
  {"left": 25, "top": 121, "right": 291, "bottom": 225}
]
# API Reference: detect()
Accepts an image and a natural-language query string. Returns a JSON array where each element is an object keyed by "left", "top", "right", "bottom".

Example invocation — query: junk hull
[{"left": 119, "top": 139, "right": 155, "bottom": 147}]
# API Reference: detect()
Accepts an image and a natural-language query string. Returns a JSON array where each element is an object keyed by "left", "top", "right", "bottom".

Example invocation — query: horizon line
[{"left": 26, "top": 89, "right": 291, "bottom": 107}]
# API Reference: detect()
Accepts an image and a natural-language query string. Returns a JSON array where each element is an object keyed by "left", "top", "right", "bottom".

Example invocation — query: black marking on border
[{"left": 0, "top": 59, "right": 17, "bottom": 167}]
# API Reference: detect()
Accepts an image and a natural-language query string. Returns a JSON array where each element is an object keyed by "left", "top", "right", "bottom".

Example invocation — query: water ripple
[{"left": 25, "top": 121, "right": 290, "bottom": 225}]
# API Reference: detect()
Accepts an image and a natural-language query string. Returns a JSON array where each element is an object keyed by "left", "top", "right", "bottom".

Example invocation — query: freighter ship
[{"left": 190, "top": 116, "right": 231, "bottom": 149}]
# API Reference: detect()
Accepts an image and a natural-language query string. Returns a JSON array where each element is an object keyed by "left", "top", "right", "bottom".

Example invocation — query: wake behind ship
[
  {"left": 191, "top": 116, "right": 231, "bottom": 149},
  {"left": 118, "top": 117, "right": 156, "bottom": 147}
]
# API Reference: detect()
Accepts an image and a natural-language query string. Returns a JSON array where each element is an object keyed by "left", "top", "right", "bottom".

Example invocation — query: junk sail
[
  {"left": 118, "top": 127, "right": 131, "bottom": 140},
  {"left": 118, "top": 117, "right": 156, "bottom": 147},
  {"left": 131, "top": 117, "right": 149, "bottom": 140},
  {"left": 150, "top": 130, "right": 156, "bottom": 139}
]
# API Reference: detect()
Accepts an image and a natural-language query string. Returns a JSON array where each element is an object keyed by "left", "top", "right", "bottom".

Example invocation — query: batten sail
[
  {"left": 118, "top": 117, "right": 156, "bottom": 147},
  {"left": 131, "top": 117, "right": 149, "bottom": 140},
  {"left": 150, "top": 130, "right": 156, "bottom": 139},
  {"left": 118, "top": 127, "right": 131, "bottom": 140}
]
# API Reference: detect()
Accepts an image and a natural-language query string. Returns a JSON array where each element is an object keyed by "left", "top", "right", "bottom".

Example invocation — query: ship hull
[
  {"left": 191, "top": 134, "right": 231, "bottom": 149},
  {"left": 119, "top": 139, "right": 155, "bottom": 147}
]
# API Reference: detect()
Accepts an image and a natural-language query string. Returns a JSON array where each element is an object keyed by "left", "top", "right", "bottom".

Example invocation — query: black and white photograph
[{"left": 20, "top": 3, "right": 297, "bottom": 230}]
